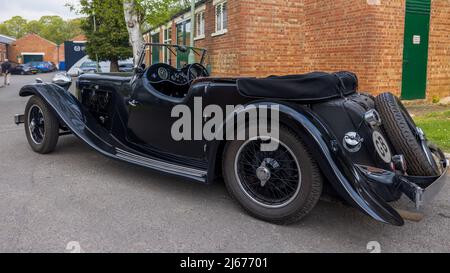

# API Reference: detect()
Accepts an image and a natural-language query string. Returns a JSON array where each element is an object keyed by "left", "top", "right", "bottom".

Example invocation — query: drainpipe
[{"left": 188, "top": 0, "right": 195, "bottom": 63}]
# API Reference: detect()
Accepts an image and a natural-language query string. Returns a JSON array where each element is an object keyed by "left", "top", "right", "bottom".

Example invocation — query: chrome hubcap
[{"left": 256, "top": 162, "right": 271, "bottom": 187}]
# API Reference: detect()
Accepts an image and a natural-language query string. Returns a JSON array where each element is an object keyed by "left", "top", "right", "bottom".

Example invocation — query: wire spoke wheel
[
  {"left": 234, "top": 138, "right": 301, "bottom": 208},
  {"left": 28, "top": 105, "right": 46, "bottom": 145},
  {"left": 24, "top": 96, "right": 60, "bottom": 154}
]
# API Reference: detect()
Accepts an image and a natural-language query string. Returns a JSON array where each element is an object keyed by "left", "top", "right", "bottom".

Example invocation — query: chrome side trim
[{"left": 115, "top": 148, "right": 207, "bottom": 179}]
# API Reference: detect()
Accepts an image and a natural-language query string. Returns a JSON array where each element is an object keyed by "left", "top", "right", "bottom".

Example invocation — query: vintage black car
[{"left": 15, "top": 44, "right": 448, "bottom": 226}]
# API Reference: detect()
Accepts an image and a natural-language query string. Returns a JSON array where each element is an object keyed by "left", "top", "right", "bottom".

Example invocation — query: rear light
[{"left": 391, "top": 155, "right": 407, "bottom": 173}]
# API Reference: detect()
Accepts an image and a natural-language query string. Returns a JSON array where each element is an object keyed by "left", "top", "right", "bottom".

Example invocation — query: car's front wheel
[
  {"left": 222, "top": 126, "right": 323, "bottom": 225},
  {"left": 24, "top": 96, "right": 59, "bottom": 154}
]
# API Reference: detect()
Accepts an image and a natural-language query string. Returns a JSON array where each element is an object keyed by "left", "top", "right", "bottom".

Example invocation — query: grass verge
[{"left": 413, "top": 110, "right": 450, "bottom": 153}]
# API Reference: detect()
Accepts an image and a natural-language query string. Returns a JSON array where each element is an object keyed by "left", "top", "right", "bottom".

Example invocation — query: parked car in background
[
  {"left": 10, "top": 63, "right": 39, "bottom": 75},
  {"left": 68, "top": 56, "right": 134, "bottom": 77},
  {"left": 119, "top": 63, "right": 134, "bottom": 72},
  {"left": 27, "top": 61, "right": 57, "bottom": 73},
  {"left": 79, "top": 61, "right": 100, "bottom": 75}
]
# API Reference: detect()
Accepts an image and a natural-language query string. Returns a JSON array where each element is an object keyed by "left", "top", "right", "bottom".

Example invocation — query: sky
[{"left": 0, "top": 0, "right": 80, "bottom": 22}]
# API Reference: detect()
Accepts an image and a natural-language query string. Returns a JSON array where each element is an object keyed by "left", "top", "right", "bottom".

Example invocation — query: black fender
[
  {"left": 19, "top": 83, "right": 207, "bottom": 182},
  {"left": 206, "top": 101, "right": 404, "bottom": 226},
  {"left": 19, "top": 83, "right": 118, "bottom": 155}
]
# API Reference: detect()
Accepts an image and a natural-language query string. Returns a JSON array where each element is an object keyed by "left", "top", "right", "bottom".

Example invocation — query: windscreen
[{"left": 139, "top": 44, "right": 208, "bottom": 70}]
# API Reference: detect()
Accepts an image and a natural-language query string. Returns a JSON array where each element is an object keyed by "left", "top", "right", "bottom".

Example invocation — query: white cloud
[{"left": 0, "top": 0, "right": 80, "bottom": 22}]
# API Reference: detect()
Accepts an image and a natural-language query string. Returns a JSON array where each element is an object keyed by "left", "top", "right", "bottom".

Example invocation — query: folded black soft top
[{"left": 236, "top": 71, "right": 358, "bottom": 102}]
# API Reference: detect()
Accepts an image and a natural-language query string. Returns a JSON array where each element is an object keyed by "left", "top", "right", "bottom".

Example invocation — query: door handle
[{"left": 128, "top": 100, "right": 140, "bottom": 107}]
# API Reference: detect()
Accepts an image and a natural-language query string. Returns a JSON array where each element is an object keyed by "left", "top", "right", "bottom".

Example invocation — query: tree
[
  {"left": 123, "top": 0, "right": 145, "bottom": 63},
  {"left": 38, "top": 16, "right": 73, "bottom": 44},
  {"left": 123, "top": 0, "right": 191, "bottom": 62},
  {"left": 77, "top": 0, "right": 133, "bottom": 72},
  {"left": 26, "top": 20, "right": 43, "bottom": 34},
  {"left": 0, "top": 16, "right": 82, "bottom": 42},
  {"left": 1, "top": 16, "right": 28, "bottom": 38},
  {"left": 141, "top": 0, "right": 190, "bottom": 28}
]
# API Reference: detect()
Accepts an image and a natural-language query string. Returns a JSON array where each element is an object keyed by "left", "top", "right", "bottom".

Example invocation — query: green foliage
[
  {"left": 138, "top": 0, "right": 191, "bottom": 29},
  {"left": 0, "top": 16, "right": 28, "bottom": 38},
  {"left": 77, "top": 0, "right": 132, "bottom": 71},
  {"left": 432, "top": 96, "right": 441, "bottom": 104},
  {"left": 0, "top": 15, "right": 82, "bottom": 43}
]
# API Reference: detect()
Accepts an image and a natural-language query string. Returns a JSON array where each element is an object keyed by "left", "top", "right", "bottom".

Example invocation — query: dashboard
[
  {"left": 147, "top": 63, "right": 208, "bottom": 85},
  {"left": 145, "top": 63, "right": 209, "bottom": 98}
]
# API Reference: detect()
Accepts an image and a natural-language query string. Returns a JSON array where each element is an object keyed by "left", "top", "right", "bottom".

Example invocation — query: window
[
  {"left": 213, "top": 1, "right": 227, "bottom": 36},
  {"left": 151, "top": 33, "right": 160, "bottom": 64},
  {"left": 195, "top": 11, "right": 205, "bottom": 39},
  {"left": 177, "top": 20, "right": 191, "bottom": 46},
  {"left": 163, "top": 27, "right": 172, "bottom": 64}
]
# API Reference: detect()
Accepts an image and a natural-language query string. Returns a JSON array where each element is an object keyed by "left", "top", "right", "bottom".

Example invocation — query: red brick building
[
  {"left": 0, "top": 34, "right": 15, "bottom": 62},
  {"left": 8, "top": 33, "right": 61, "bottom": 65},
  {"left": 8, "top": 33, "right": 87, "bottom": 68},
  {"left": 145, "top": 0, "right": 450, "bottom": 100}
]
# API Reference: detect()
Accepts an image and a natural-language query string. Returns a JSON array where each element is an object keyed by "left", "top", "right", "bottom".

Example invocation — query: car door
[{"left": 126, "top": 77, "right": 206, "bottom": 160}]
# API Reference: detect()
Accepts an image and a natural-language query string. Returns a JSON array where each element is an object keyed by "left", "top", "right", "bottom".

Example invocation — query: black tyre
[
  {"left": 375, "top": 92, "right": 439, "bottom": 176},
  {"left": 222, "top": 126, "right": 323, "bottom": 225},
  {"left": 24, "top": 96, "right": 59, "bottom": 154}
]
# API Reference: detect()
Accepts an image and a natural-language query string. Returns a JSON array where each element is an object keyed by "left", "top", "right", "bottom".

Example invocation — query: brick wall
[
  {"left": 149, "top": 0, "right": 450, "bottom": 100},
  {"left": 8, "top": 33, "right": 59, "bottom": 64},
  {"left": 195, "top": 0, "right": 243, "bottom": 76},
  {"left": 302, "top": 0, "right": 405, "bottom": 96},
  {"left": 238, "top": 0, "right": 303, "bottom": 76},
  {"left": 427, "top": 0, "right": 450, "bottom": 100},
  {"left": 0, "top": 43, "right": 7, "bottom": 62}
]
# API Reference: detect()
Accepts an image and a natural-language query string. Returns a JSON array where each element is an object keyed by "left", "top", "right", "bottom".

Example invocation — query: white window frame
[
  {"left": 212, "top": 0, "right": 228, "bottom": 37},
  {"left": 194, "top": 11, "right": 205, "bottom": 40},
  {"left": 163, "top": 26, "right": 172, "bottom": 64}
]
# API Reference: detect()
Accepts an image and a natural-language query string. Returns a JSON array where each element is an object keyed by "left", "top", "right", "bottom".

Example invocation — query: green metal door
[
  {"left": 23, "top": 54, "right": 43, "bottom": 64},
  {"left": 401, "top": 0, "right": 431, "bottom": 100},
  {"left": 151, "top": 33, "right": 160, "bottom": 64}
]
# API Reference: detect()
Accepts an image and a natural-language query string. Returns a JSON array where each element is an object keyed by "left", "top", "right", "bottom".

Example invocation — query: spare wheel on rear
[{"left": 375, "top": 92, "right": 440, "bottom": 176}]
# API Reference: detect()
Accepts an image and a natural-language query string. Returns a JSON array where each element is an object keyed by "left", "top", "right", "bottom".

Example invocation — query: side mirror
[{"left": 52, "top": 72, "right": 72, "bottom": 90}]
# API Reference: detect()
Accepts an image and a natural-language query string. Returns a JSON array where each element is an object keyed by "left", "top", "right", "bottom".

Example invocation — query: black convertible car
[{"left": 15, "top": 44, "right": 448, "bottom": 226}]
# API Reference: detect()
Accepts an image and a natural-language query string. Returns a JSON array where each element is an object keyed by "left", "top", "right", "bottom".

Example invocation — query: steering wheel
[{"left": 186, "top": 63, "right": 209, "bottom": 83}]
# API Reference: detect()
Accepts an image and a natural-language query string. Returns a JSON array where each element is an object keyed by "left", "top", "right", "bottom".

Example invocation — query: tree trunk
[
  {"left": 110, "top": 58, "right": 119, "bottom": 72},
  {"left": 123, "top": 0, "right": 145, "bottom": 65}
]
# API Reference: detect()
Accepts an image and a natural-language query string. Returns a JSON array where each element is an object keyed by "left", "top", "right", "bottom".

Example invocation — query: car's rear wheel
[
  {"left": 24, "top": 96, "right": 59, "bottom": 154},
  {"left": 375, "top": 92, "right": 440, "bottom": 176},
  {"left": 222, "top": 126, "right": 323, "bottom": 225}
]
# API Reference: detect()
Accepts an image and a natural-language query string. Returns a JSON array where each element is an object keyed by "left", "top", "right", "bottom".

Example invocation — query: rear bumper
[
  {"left": 357, "top": 155, "right": 448, "bottom": 224},
  {"left": 398, "top": 159, "right": 449, "bottom": 210}
]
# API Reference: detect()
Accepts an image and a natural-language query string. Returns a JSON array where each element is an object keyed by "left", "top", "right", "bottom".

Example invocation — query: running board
[{"left": 115, "top": 148, "right": 207, "bottom": 181}]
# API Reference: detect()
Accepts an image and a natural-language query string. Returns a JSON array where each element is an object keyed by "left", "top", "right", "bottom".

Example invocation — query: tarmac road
[{"left": 0, "top": 72, "right": 449, "bottom": 253}]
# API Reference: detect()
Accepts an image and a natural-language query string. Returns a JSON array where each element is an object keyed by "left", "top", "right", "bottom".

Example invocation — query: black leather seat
[{"left": 236, "top": 71, "right": 358, "bottom": 102}]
